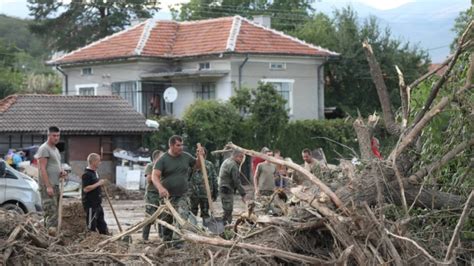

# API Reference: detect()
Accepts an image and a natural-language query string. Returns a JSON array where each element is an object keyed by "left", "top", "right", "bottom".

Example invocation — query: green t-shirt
[
  {"left": 36, "top": 142, "right": 62, "bottom": 186},
  {"left": 255, "top": 162, "right": 277, "bottom": 191},
  {"left": 154, "top": 151, "right": 196, "bottom": 197}
]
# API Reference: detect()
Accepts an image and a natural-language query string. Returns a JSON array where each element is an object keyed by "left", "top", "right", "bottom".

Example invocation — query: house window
[
  {"left": 269, "top": 62, "right": 286, "bottom": 70},
  {"left": 261, "top": 79, "right": 294, "bottom": 114},
  {"left": 81, "top": 67, "right": 93, "bottom": 75},
  {"left": 75, "top": 84, "right": 97, "bottom": 96},
  {"left": 196, "top": 83, "right": 216, "bottom": 100},
  {"left": 79, "top": 87, "right": 95, "bottom": 95},
  {"left": 112, "top": 81, "right": 138, "bottom": 110},
  {"left": 199, "top": 62, "right": 210, "bottom": 70}
]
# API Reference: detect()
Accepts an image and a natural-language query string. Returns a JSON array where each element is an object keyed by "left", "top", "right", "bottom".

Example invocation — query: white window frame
[
  {"left": 269, "top": 62, "right": 286, "bottom": 71},
  {"left": 261, "top": 78, "right": 294, "bottom": 115},
  {"left": 195, "top": 82, "right": 216, "bottom": 100},
  {"left": 198, "top": 62, "right": 211, "bottom": 70},
  {"left": 75, "top": 83, "right": 98, "bottom": 96},
  {"left": 81, "top": 67, "right": 93, "bottom": 76}
]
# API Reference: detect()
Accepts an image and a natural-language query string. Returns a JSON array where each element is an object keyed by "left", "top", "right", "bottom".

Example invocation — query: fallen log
[
  {"left": 335, "top": 168, "right": 464, "bottom": 209},
  {"left": 182, "top": 230, "right": 352, "bottom": 265},
  {"left": 226, "top": 143, "right": 345, "bottom": 209}
]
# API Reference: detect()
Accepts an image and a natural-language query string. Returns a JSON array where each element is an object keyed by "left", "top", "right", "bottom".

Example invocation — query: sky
[
  {"left": 0, "top": 0, "right": 417, "bottom": 19},
  {"left": 0, "top": 0, "right": 470, "bottom": 62}
]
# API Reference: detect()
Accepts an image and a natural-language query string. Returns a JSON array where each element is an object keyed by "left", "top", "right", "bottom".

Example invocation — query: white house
[{"left": 48, "top": 16, "right": 338, "bottom": 120}]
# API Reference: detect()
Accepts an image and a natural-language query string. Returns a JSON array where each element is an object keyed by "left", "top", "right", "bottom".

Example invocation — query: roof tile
[
  {"left": 0, "top": 95, "right": 154, "bottom": 134},
  {"left": 51, "top": 16, "right": 337, "bottom": 65}
]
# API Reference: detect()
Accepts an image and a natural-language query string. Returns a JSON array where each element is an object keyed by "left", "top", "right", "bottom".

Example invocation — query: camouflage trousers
[
  {"left": 39, "top": 185, "right": 60, "bottom": 228},
  {"left": 190, "top": 197, "right": 210, "bottom": 219},
  {"left": 159, "top": 195, "right": 190, "bottom": 241},
  {"left": 220, "top": 187, "right": 234, "bottom": 225},
  {"left": 142, "top": 190, "right": 161, "bottom": 241}
]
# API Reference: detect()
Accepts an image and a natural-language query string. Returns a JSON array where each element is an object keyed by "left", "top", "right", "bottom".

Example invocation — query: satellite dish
[{"left": 164, "top": 87, "right": 178, "bottom": 103}]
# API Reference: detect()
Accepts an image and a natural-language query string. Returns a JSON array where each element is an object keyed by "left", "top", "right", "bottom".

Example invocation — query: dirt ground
[{"left": 67, "top": 186, "right": 252, "bottom": 241}]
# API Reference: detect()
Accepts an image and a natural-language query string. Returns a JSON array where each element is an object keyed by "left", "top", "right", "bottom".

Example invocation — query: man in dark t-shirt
[
  {"left": 152, "top": 135, "right": 204, "bottom": 242},
  {"left": 81, "top": 153, "right": 108, "bottom": 235}
]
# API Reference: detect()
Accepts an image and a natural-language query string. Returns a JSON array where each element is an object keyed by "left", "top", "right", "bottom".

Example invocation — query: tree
[
  {"left": 0, "top": 41, "right": 25, "bottom": 99},
  {"left": 173, "top": 0, "right": 313, "bottom": 32},
  {"left": 450, "top": 6, "right": 473, "bottom": 52},
  {"left": 294, "top": 7, "right": 430, "bottom": 116},
  {"left": 183, "top": 100, "right": 241, "bottom": 153},
  {"left": 28, "top": 0, "right": 160, "bottom": 52},
  {"left": 230, "top": 82, "right": 289, "bottom": 148}
]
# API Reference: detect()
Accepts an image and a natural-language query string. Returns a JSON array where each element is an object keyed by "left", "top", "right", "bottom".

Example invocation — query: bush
[
  {"left": 275, "top": 119, "right": 358, "bottom": 164},
  {"left": 183, "top": 100, "right": 241, "bottom": 153},
  {"left": 145, "top": 116, "right": 186, "bottom": 152}
]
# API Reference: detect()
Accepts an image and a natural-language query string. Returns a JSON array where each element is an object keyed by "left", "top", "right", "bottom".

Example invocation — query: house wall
[
  {"left": 60, "top": 55, "right": 325, "bottom": 120},
  {"left": 63, "top": 61, "right": 169, "bottom": 97},
  {"left": 230, "top": 55, "right": 325, "bottom": 120},
  {"left": 169, "top": 58, "right": 233, "bottom": 118}
]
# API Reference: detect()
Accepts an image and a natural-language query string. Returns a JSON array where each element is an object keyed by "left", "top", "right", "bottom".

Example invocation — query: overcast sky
[{"left": 0, "top": 0, "right": 417, "bottom": 19}]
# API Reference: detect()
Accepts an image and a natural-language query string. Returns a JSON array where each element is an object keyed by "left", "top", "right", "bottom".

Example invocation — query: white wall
[
  {"left": 230, "top": 55, "right": 325, "bottom": 120},
  {"left": 63, "top": 61, "right": 168, "bottom": 96}
]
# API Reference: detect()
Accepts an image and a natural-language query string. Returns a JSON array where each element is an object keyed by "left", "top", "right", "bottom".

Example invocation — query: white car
[{"left": 0, "top": 160, "right": 42, "bottom": 214}]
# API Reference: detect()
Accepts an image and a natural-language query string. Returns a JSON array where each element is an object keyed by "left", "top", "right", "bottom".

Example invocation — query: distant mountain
[
  {"left": 314, "top": 0, "right": 471, "bottom": 63},
  {"left": 0, "top": 14, "right": 46, "bottom": 58}
]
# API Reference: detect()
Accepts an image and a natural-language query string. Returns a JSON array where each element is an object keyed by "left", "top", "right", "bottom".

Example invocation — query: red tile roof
[
  {"left": 50, "top": 16, "right": 338, "bottom": 65},
  {"left": 0, "top": 95, "right": 154, "bottom": 134}
]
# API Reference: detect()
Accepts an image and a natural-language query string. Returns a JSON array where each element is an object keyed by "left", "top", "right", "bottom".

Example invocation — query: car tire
[{"left": 2, "top": 203, "right": 25, "bottom": 214}]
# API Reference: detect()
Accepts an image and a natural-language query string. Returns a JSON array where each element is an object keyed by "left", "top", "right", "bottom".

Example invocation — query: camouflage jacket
[
  {"left": 218, "top": 158, "right": 246, "bottom": 197},
  {"left": 189, "top": 160, "right": 218, "bottom": 200}
]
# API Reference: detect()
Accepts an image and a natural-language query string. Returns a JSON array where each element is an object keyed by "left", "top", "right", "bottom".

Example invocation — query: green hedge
[
  {"left": 146, "top": 115, "right": 359, "bottom": 164},
  {"left": 275, "top": 119, "right": 358, "bottom": 164}
]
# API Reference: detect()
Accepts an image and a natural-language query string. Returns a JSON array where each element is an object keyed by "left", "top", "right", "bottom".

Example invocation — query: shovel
[
  {"left": 57, "top": 177, "right": 65, "bottom": 235},
  {"left": 197, "top": 143, "right": 224, "bottom": 234},
  {"left": 103, "top": 185, "right": 131, "bottom": 242}
]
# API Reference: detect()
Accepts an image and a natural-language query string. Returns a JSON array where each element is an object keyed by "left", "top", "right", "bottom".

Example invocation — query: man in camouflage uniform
[
  {"left": 152, "top": 135, "right": 204, "bottom": 243},
  {"left": 294, "top": 148, "right": 331, "bottom": 185},
  {"left": 218, "top": 150, "right": 246, "bottom": 225},
  {"left": 142, "top": 150, "right": 163, "bottom": 241},
  {"left": 189, "top": 147, "right": 218, "bottom": 221},
  {"left": 36, "top": 126, "right": 67, "bottom": 230}
]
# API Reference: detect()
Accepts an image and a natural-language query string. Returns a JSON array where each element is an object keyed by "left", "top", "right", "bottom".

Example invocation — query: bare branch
[
  {"left": 412, "top": 21, "right": 473, "bottom": 126},
  {"left": 385, "top": 229, "right": 455, "bottom": 265},
  {"left": 445, "top": 190, "right": 474, "bottom": 262},
  {"left": 408, "top": 55, "right": 453, "bottom": 90},
  {"left": 353, "top": 117, "right": 373, "bottom": 160},
  {"left": 409, "top": 138, "right": 474, "bottom": 181},
  {"left": 226, "top": 143, "right": 345, "bottom": 209},
  {"left": 391, "top": 96, "right": 449, "bottom": 159},
  {"left": 362, "top": 40, "right": 400, "bottom": 135},
  {"left": 395, "top": 65, "right": 409, "bottom": 128}
]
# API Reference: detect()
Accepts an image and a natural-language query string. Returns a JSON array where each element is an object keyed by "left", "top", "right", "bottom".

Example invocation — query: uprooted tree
[
  {"left": 1, "top": 19, "right": 472, "bottom": 266},
  {"left": 99, "top": 20, "right": 473, "bottom": 265}
]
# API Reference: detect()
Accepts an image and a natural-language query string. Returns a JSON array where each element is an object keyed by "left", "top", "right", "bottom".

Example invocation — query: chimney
[{"left": 252, "top": 15, "right": 271, "bottom": 28}]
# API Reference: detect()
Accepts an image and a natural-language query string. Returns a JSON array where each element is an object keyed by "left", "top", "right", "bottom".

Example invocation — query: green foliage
[
  {"left": 173, "top": 0, "right": 313, "bottom": 32},
  {"left": 275, "top": 119, "right": 358, "bottom": 164},
  {"left": 230, "top": 83, "right": 289, "bottom": 148},
  {"left": 22, "top": 73, "right": 62, "bottom": 94},
  {"left": 183, "top": 100, "right": 241, "bottom": 153},
  {"left": 410, "top": 52, "right": 473, "bottom": 195},
  {"left": 28, "top": 0, "right": 160, "bottom": 52},
  {"left": 450, "top": 6, "right": 473, "bottom": 52},
  {"left": 249, "top": 83, "right": 289, "bottom": 146},
  {"left": 294, "top": 7, "right": 429, "bottom": 116},
  {"left": 145, "top": 116, "right": 186, "bottom": 152},
  {"left": 0, "top": 15, "right": 47, "bottom": 58},
  {"left": 0, "top": 40, "right": 25, "bottom": 99}
]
